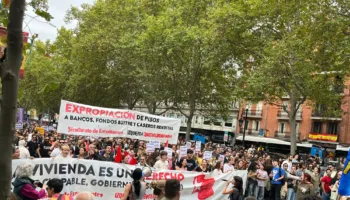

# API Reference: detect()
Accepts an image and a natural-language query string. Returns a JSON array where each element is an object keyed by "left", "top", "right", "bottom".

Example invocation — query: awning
[
  {"left": 336, "top": 145, "right": 350, "bottom": 152},
  {"left": 236, "top": 135, "right": 312, "bottom": 148}
]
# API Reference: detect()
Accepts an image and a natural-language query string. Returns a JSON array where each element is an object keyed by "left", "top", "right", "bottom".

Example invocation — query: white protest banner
[
  {"left": 12, "top": 158, "right": 247, "bottom": 199},
  {"left": 195, "top": 141, "right": 201, "bottom": 152},
  {"left": 150, "top": 140, "right": 160, "bottom": 148},
  {"left": 186, "top": 142, "right": 192, "bottom": 150},
  {"left": 146, "top": 144, "right": 155, "bottom": 153},
  {"left": 57, "top": 100, "right": 181, "bottom": 144},
  {"left": 203, "top": 151, "right": 212, "bottom": 160}
]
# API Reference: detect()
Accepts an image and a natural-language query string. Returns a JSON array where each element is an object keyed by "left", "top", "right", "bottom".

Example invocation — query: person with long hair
[
  {"left": 73, "top": 147, "right": 87, "bottom": 159},
  {"left": 122, "top": 168, "right": 146, "bottom": 200},
  {"left": 296, "top": 173, "right": 315, "bottom": 200},
  {"left": 222, "top": 176, "right": 243, "bottom": 200},
  {"left": 211, "top": 161, "right": 223, "bottom": 177},
  {"left": 246, "top": 160, "right": 258, "bottom": 197},
  {"left": 176, "top": 158, "right": 187, "bottom": 171},
  {"left": 199, "top": 159, "right": 211, "bottom": 172}
]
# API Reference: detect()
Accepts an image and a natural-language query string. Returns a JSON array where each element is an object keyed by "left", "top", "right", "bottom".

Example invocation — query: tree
[
  {"left": 240, "top": 0, "right": 350, "bottom": 154},
  {"left": 140, "top": 0, "right": 243, "bottom": 141},
  {"left": 0, "top": 0, "right": 52, "bottom": 198},
  {"left": 19, "top": 40, "right": 63, "bottom": 114}
]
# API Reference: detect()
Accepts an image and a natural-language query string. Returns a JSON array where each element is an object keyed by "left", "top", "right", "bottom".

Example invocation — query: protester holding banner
[{"left": 154, "top": 151, "right": 169, "bottom": 170}]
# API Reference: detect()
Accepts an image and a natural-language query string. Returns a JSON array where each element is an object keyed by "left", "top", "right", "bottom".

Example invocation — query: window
[
  {"left": 204, "top": 117, "right": 211, "bottom": 125},
  {"left": 255, "top": 121, "right": 260, "bottom": 131},
  {"left": 279, "top": 122, "right": 286, "bottom": 133},
  {"left": 327, "top": 123, "right": 338, "bottom": 135},
  {"left": 195, "top": 116, "right": 198, "bottom": 124},
  {"left": 169, "top": 114, "right": 175, "bottom": 118},
  {"left": 213, "top": 119, "right": 222, "bottom": 126},
  {"left": 225, "top": 117, "right": 233, "bottom": 127},
  {"left": 312, "top": 122, "right": 322, "bottom": 133}
]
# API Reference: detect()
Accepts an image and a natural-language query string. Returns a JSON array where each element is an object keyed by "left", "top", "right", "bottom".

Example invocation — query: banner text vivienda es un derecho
[
  {"left": 58, "top": 100, "right": 181, "bottom": 144},
  {"left": 12, "top": 159, "right": 247, "bottom": 200}
]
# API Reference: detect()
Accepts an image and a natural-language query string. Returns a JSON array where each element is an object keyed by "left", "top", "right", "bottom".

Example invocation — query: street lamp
[{"left": 239, "top": 109, "right": 248, "bottom": 148}]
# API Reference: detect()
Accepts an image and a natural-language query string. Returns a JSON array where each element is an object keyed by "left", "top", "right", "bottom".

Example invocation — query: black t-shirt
[
  {"left": 27, "top": 141, "right": 39, "bottom": 157},
  {"left": 40, "top": 143, "right": 52, "bottom": 157},
  {"left": 186, "top": 159, "right": 197, "bottom": 171}
]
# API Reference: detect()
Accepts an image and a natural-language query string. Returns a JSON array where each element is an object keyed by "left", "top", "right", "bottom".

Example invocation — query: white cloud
[{"left": 23, "top": 0, "right": 95, "bottom": 41}]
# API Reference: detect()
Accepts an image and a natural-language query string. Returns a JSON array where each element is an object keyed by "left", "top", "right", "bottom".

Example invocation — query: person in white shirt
[
  {"left": 50, "top": 142, "right": 61, "bottom": 157},
  {"left": 223, "top": 157, "right": 235, "bottom": 173},
  {"left": 18, "top": 140, "right": 30, "bottom": 159},
  {"left": 153, "top": 151, "right": 168, "bottom": 170},
  {"left": 56, "top": 145, "right": 70, "bottom": 158},
  {"left": 282, "top": 155, "right": 293, "bottom": 172}
]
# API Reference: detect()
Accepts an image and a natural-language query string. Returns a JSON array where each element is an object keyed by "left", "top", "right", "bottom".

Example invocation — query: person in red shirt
[{"left": 321, "top": 169, "right": 332, "bottom": 200}]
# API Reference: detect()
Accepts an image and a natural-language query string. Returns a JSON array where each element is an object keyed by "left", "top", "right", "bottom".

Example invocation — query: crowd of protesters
[{"left": 11, "top": 122, "right": 349, "bottom": 200}]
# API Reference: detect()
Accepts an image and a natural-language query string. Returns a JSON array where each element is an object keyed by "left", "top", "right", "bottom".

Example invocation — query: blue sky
[{"left": 23, "top": 0, "right": 95, "bottom": 41}]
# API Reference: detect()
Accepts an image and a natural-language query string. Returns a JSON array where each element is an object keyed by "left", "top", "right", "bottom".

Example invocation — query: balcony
[
  {"left": 311, "top": 111, "right": 342, "bottom": 121},
  {"left": 240, "top": 128, "right": 260, "bottom": 136},
  {"left": 242, "top": 109, "right": 262, "bottom": 118},
  {"left": 277, "top": 110, "right": 302, "bottom": 121},
  {"left": 274, "top": 131, "right": 300, "bottom": 142}
]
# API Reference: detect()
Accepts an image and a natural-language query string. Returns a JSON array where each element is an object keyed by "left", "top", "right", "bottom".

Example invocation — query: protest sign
[
  {"left": 150, "top": 140, "right": 160, "bottom": 148},
  {"left": 203, "top": 151, "right": 212, "bottom": 160},
  {"left": 195, "top": 141, "right": 201, "bottom": 152},
  {"left": 12, "top": 159, "right": 247, "bottom": 199},
  {"left": 146, "top": 144, "right": 155, "bottom": 153},
  {"left": 179, "top": 146, "right": 187, "bottom": 159},
  {"left": 164, "top": 147, "right": 173, "bottom": 158},
  {"left": 57, "top": 100, "right": 181, "bottom": 144},
  {"left": 15, "top": 123, "right": 23, "bottom": 130},
  {"left": 186, "top": 142, "right": 192, "bottom": 150}
]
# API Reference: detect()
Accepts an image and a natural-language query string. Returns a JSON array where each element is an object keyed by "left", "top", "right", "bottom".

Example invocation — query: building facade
[{"left": 236, "top": 79, "right": 350, "bottom": 149}]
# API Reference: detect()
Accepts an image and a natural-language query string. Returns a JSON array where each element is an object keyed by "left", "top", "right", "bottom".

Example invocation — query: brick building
[{"left": 236, "top": 79, "right": 350, "bottom": 150}]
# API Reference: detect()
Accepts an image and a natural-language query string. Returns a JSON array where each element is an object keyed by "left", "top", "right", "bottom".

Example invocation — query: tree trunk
[
  {"left": 289, "top": 92, "right": 297, "bottom": 155},
  {"left": 0, "top": 0, "right": 25, "bottom": 198},
  {"left": 185, "top": 112, "right": 194, "bottom": 141}
]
